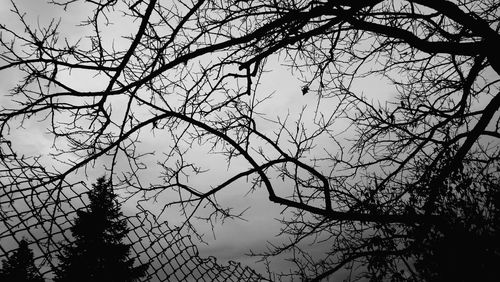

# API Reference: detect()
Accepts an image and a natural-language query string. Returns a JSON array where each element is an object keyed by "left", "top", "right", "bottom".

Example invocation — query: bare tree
[{"left": 1, "top": 0, "right": 499, "bottom": 280}]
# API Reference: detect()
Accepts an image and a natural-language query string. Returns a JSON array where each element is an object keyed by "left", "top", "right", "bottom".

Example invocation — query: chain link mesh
[{"left": 0, "top": 138, "right": 266, "bottom": 281}]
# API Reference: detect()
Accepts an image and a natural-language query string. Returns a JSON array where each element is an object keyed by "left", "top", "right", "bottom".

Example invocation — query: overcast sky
[{"left": 0, "top": 1, "right": 399, "bottom": 280}]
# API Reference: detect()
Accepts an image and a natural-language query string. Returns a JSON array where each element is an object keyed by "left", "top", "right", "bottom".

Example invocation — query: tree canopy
[
  {"left": 1, "top": 0, "right": 499, "bottom": 280},
  {"left": 54, "top": 177, "right": 148, "bottom": 282}
]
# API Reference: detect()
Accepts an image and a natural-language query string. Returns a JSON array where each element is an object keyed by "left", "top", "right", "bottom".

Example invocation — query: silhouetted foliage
[
  {"left": 364, "top": 153, "right": 500, "bottom": 281},
  {"left": 54, "top": 177, "right": 148, "bottom": 282},
  {"left": 408, "top": 166, "right": 500, "bottom": 281},
  {"left": 0, "top": 239, "right": 44, "bottom": 282},
  {"left": 1, "top": 0, "right": 500, "bottom": 280}
]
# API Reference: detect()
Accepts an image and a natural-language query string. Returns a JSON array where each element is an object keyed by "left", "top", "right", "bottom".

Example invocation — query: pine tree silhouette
[
  {"left": 54, "top": 177, "right": 148, "bottom": 282},
  {"left": 0, "top": 239, "right": 44, "bottom": 282}
]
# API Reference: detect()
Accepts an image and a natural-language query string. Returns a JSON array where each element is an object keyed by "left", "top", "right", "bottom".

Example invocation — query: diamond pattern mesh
[{"left": 0, "top": 138, "right": 266, "bottom": 281}]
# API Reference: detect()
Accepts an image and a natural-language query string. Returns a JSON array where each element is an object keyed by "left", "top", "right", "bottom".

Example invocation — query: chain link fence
[{"left": 0, "top": 138, "right": 267, "bottom": 281}]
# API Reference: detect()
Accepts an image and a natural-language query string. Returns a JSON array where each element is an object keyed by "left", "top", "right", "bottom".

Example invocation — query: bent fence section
[{"left": 0, "top": 138, "right": 265, "bottom": 282}]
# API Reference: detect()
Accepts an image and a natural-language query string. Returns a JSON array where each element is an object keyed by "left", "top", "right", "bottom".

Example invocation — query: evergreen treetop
[
  {"left": 0, "top": 239, "right": 44, "bottom": 282},
  {"left": 54, "top": 177, "right": 148, "bottom": 282}
]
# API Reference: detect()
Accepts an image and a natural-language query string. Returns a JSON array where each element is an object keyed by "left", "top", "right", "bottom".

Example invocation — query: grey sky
[{"left": 0, "top": 1, "right": 400, "bottom": 281}]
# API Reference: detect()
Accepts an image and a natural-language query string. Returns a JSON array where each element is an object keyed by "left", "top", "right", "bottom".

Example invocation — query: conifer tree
[
  {"left": 0, "top": 239, "right": 44, "bottom": 282},
  {"left": 54, "top": 177, "right": 148, "bottom": 282}
]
